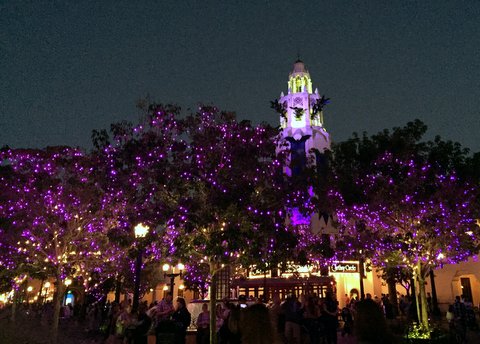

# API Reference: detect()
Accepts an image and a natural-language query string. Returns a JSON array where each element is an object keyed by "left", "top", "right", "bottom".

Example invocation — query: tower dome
[
  {"left": 287, "top": 59, "right": 313, "bottom": 94},
  {"left": 289, "top": 59, "right": 310, "bottom": 78}
]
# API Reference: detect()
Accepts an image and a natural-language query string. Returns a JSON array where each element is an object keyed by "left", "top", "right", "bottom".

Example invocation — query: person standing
[
  {"left": 131, "top": 304, "right": 152, "bottom": 344},
  {"left": 196, "top": 303, "right": 210, "bottom": 344},
  {"left": 344, "top": 294, "right": 350, "bottom": 308},
  {"left": 303, "top": 296, "right": 320, "bottom": 344},
  {"left": 282, "top": 293, "right": 303, "bottom": 344},
  {"left": 354, "top": 295, "right": 392, "bottom": 344},
  {"left": 322, "top": 291, "right": 338, "bottom": 344},
  {"left": 154, "top": 293, "right": 176, "bottom": 344},
  {"left": 218, "top": 302, "right": 235, "bottom": 344},
  {"left": 268, "top": 294, "right": 285, "bottom": 343},
  {"left": 241, "top": 303, "right": 276, "bottom": 344},
  {"left": 452, "top": 295, "right": 467, "bottom": 342},
  {"left": 156, "top": 292, "right": 174, "bottom": 323},
  {"left": 226, "top": 298, "right": 244, "bottom": 344},
  {"left": 171, "top": 297, "right": 191, "bottom": 344},
  {"left": 426, "top": 292, "right": 432, "bottom": 314}
]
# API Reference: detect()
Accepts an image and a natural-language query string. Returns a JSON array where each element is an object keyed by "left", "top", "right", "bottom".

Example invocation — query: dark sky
[{"left": 1, "top": 0, "right": 479, "bottom": 152}]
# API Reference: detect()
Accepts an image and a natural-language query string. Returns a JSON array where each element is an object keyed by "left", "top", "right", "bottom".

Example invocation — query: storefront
[
  {"left": 329, "top": 261, "right": 383, "bottom": 307},
  {"left": 232, "top": 275, "right": 336, "bottom": 301}
]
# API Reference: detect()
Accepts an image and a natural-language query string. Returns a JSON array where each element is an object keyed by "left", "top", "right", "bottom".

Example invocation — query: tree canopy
[{"left": 332, "top": 120, "right": 480, "bottom": 328}]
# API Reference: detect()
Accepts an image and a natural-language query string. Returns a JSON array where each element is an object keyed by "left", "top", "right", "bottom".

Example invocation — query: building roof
[{"left": 290, "top": 59, "right": 309, "bottom": 77}]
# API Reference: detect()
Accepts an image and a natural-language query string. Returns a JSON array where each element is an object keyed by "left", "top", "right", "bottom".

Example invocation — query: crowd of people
[
  {"left": 190, "top": 291, "right": 344, "bottom": 344},
  {"left": 0, "top": 291, "right": 401, "bottom": 344},
  {"left": 95, "top": 291, "right": 480, "bottom": 344},
  {"left": 89, "top": 291, "right": 348, "bottom": 344},
  {"left": 445, "top": 295, "right": 478, "bottom": 343},
  {"left": 3, "top": 290, "right": 479, "bottom": 344},
  {"left": 100, "top": 292, "right": 191, "bottom": 344}
]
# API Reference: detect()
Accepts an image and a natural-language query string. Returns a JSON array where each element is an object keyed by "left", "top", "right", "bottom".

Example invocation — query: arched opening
[{"left": 451, "top": 271, "right": 479, "bottom": 305}]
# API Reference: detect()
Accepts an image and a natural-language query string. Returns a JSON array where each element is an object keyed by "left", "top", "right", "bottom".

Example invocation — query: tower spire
[{"left": 278, "top": 60, "right": 330, "bottom": 150}]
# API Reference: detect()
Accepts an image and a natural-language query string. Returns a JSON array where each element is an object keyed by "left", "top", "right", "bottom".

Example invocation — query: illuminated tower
[
  {"left": 278, "top": 59, "right": 335, "bottom": 235},
  {"left": 279, "top": 59, "right": 330, "bottom": 156}
]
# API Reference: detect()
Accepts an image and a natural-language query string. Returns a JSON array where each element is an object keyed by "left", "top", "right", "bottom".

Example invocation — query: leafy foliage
[
  {"left": 333, "top": 120, "right": 480, "bottom": 327},
  {"left": 291, "top": 107, "right": 304, "bottom": 120},
  {"left": 270, "top": 99, "right": 287, "bottom": 122},
  {"left": 310, "top": 95, "right": 330, "bottom": 120}
]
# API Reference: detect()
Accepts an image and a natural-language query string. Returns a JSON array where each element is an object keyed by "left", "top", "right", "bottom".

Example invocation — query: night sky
[{"left": 1, "top": 1, "right": 479, "bottom": 152}]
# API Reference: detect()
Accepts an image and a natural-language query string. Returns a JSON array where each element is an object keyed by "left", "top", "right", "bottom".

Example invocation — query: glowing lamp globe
[{"left": 134, "top": 223, "right": 149, "bottom": 238}]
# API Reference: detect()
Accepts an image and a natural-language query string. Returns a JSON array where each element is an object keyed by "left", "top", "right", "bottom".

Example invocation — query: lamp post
[
  {"left": 64, "top": 278, "right": 72, "bottom": 292},
  {"left": 358, "top": 250, "right": 366, "bottom": 300},
  {"left": 162, "top": 263, "right": 184, "bottom": 295},
  {"left": 132, "top": 223, "right": 149, "bottom": 313}
]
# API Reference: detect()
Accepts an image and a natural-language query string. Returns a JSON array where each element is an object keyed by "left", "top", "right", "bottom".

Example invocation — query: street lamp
[
  {"left": 162, "top": 262, "right": 184, "bottom": 295},
  {"left": 132, "top": 223, "right": 149, "bottom": 313},
  {"left": 178, "top": 284, "right": 185, "bottom": 297},
  {"left": 26, "top": 286, "right": 33, "bottom": 304}
]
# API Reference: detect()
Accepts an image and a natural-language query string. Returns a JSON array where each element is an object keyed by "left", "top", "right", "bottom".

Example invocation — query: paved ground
[
  {"left": 337, "top": 333, "right": 357, "bottom": 344},
  {"left": 3, "top": 307, "right": 480, "bottom": 344},
  {"left": 0, "top": 309, "right": 103, "bottom": 344}
]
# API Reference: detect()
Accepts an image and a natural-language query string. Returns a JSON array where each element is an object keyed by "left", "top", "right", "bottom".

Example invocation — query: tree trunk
[
  {"left": 209, "top": 262, "right": 218, "bottom": 344},
  {"left": 415, "top": 262, "right": 429, "bottom": 328},
  {"left": 51, "top": 279, "right": 66, "bottom": 344},
  {"left": 132, "top": 248, "right": 143, "bottom": 313},
  {"left": 410, "top": 277, "right": 419, "bottom": 322},
  {"left": 387, "top": 277, "right": 398, "bottom": 317}
]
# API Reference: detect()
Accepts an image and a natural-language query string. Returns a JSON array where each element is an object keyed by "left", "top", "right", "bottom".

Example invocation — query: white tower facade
[
  {"left": 278, "top": 60, "right": 335, "bottom": 235},
  {"left": 279, "top": 59, "right": 330, "bottom": 154}
]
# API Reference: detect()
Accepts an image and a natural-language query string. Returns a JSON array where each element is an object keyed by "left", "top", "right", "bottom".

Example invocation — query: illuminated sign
[{"left": 330, "top": 262, "right": 359, "bottom": 273}]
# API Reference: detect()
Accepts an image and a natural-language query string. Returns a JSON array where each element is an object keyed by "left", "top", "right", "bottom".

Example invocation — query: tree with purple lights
[
  {"left": 332, "top": 120, "right": 480, "bottom": 313},
  {"left": 95, "top": 103, "right": 313, "bottom": 344},
  {"left": 337, "top": 151, "right": 479, "bottom": 329},
  {"left": 0, "top": 146, "right": 121, "bottom": 343},
  {"left": 152, "top": 106, "right": 311, "bottom": 344},
  {"left": 92, "top": 103, "right": 188, "bottom": 305},
  {"left": 0, "top": 197, "right": 27, "bottom": 321}
]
